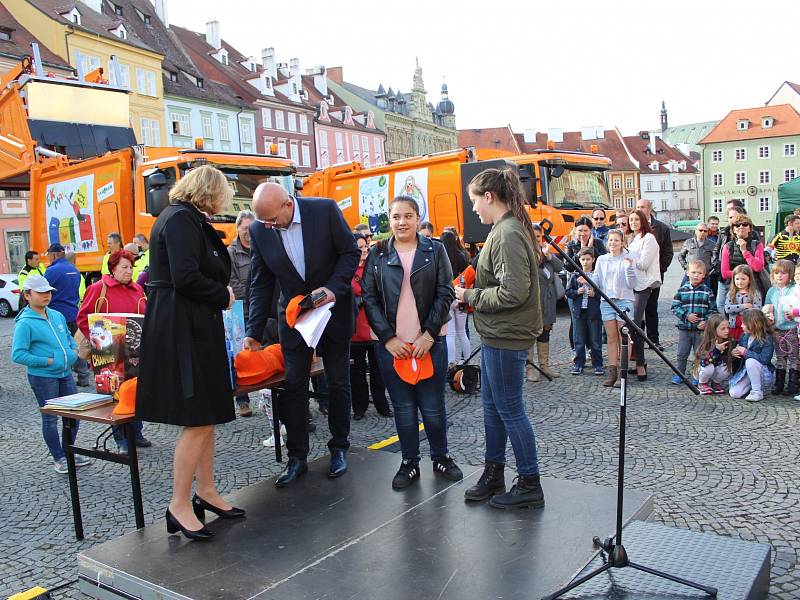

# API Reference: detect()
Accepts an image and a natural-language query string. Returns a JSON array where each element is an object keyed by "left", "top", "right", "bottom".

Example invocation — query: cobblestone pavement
[{"left": 1, "top": 262, "right": 799, "bottom": 599}]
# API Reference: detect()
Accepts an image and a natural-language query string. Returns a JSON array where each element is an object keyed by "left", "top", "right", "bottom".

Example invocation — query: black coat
[
  {"left": 246, "top": 197, "right": 359, "bottom": 352},
  {"left": 136, "top": 202, "right": 233, "bottom": 426},
  {"left": 565, "top": 238, "right": 607, "bottom": 272},
  {"left": 650, "top": 217, "right": 674, "bottom": 274},
  {"left": 362, "top": 235, "right": 454, "bottom": 344}
]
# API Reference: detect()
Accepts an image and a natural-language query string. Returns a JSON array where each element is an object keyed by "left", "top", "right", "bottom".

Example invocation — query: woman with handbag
[{"left": 77, "top": 249, "right": 148, "bottom": 452}]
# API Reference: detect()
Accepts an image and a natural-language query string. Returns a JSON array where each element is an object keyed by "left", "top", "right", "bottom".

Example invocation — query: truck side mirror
[
  {"left": 146, "top": 171, "right": 170, "bottom": 216},
  {"left": 294, "top": 178, "right": 304, "bottom": 192}
]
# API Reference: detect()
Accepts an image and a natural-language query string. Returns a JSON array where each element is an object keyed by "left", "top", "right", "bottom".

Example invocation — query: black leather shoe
[
  {"left": 135, "top": 436, "right": 152, "bottom": 448},
  {"left": 328, "top": 449, "right": 348, "bottom": 478},
  {"left": 275, "top": 457, "right": 308, "bottom": 487},
  {"left": 192, "top": 494, "right": 245, "bottom": 521},
  {"left": 165, "top": 508, "right": 213, "bottom": 540},
  {"left": 353, "top": 412, "right": 365, "bottom": 421}
]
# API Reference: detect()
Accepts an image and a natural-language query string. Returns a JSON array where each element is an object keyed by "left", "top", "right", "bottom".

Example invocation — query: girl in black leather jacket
[{"left": 362, "top": 196, "right": 462, "bottom": 490}]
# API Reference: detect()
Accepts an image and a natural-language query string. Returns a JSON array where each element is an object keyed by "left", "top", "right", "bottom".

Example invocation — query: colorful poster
[
  {"left": 44, "top": 174, "right": 98, "bottom": 253},
  {"left": 393, "top": 168, "right": 429, "bottom": 222},
  {"left": 88, "top": 312, "right": 142, "bottom": 394},
  {"left": 358, "top": 174, "right": 390, "bottom": 234}
]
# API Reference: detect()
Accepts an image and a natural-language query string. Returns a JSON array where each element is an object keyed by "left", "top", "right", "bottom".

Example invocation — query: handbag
[
  {"left": 553, "top": 272, "right": 566, "bottom": 300},
  {"left": 73, "top": 281, "right": 108, "bottom": 360}
]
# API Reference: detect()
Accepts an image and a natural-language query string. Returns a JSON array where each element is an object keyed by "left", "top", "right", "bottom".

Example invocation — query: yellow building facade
[{"left": 3, "top": 0, "right": 166, "bottom": 146}]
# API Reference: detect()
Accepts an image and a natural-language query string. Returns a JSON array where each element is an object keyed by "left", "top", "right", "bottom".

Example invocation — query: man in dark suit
[
  {"left": 636, "top": 199, "right": 673, "bottom": 349},
  {"left": 244, "top": 182, "right": 360, "bottom": 487}
]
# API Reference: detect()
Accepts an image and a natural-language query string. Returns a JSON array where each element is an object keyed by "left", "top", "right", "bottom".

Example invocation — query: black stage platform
[{"left": 78, "top": 448, "right": 654, "bottom": 600}]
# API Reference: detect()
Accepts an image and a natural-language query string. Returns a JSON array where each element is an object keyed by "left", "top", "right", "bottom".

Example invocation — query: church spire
[
  {"left": 661, "top": 100, "right": 668, "bottom": 133},
  {"left": 413, "top": 58, "right": 425, "bottom": 93}
]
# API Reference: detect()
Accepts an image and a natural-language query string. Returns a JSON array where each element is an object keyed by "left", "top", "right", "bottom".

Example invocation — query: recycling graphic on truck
[{"left": 45, "top": 174, "right": 99, "bottom": 253}]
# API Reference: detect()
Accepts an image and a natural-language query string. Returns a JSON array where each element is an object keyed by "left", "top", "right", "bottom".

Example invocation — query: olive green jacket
[{"left": 463, "top": 212, "right": 542, "bottom": 350}]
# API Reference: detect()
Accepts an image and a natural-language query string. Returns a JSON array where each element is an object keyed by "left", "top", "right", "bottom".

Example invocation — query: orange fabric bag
[
  {"left": 393, "top": 353, "right": 434, "bottom": 385},
  {"left": 113, "top": 377, "right": 137, "bottom": 415}
]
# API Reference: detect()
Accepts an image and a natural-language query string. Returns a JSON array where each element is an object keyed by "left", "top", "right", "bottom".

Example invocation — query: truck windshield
[
  {"left": 213, "top": 171, "right": 294, "bottom": 222},
  {"left": 546, "top": 169, "right": 610, "bottom": 209}
]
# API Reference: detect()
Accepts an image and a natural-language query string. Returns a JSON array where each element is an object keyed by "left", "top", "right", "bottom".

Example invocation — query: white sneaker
[
  {"left": 53, "top": 457, "right": 68, "bottom": 474},
  {"left": 74, "top": 455, "right": 92, "bottom": 467},
  {"left": 745, "top": 391, "right": 764, "bottom": 402},
  {"left": 794, "top": 394, "right": 800, "bottom": 401},
  {"left": 263, "top": 425, "right": 286, "bottom": 447}
]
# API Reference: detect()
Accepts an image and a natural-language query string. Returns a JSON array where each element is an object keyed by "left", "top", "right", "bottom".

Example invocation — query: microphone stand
[{"left": 537, "top": 219, "right": 715, "bottom": 599}]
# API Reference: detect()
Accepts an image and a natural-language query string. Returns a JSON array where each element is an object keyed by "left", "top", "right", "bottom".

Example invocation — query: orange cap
[
  {"left": 285, "top": 295, "right": 305, "bottom": 328},
  {"left": 393, "top": 353, "right": 434, "bottom": 385},
  {"left": 234, "top": 344, "right": 286, "bottom": 385},
  {"left": 113, "top": 377, "right": 137, "bottom": 415}
]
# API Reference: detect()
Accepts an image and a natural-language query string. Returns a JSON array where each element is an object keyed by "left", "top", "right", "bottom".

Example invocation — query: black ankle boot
[
  {"left": 784, "top": 369, "right": 798, "bottom": 396},
  {"left": 774, "top": 368, "right": 786, "bottom": 395},
  {"left": 488, "top": 474, "right": 545, "bottom": 509},
  {"left": 464, "top": 461, "right": 505, "bottom": 501}
]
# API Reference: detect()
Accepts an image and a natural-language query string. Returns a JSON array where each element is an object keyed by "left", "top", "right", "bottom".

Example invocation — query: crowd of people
[{"left": 12, "top": 163, "right": 800, "bottom": 540}]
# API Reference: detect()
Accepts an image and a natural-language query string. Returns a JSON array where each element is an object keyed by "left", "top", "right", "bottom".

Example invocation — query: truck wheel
[{"left": 0, "top": 299, "right": 12, "bottom": 317}]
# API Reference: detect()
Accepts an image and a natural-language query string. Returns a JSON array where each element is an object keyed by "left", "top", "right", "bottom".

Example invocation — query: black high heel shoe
[
  {"left": 165, "top": 508, "right": 213, "bottom": 540},
  {"left": 192, "top": 494, "right": 246, "bottom": 521},
  {"left": 637, "top": 366, "right": 648, "bottom": 381}
]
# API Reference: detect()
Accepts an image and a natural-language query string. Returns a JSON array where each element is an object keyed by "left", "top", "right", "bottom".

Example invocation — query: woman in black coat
[{"left": 137, "top": 165, "right": 243, "bottom": 540}]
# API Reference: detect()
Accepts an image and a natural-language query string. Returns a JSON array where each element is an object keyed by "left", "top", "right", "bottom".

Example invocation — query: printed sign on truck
[
  {"left": 393, "top": 168, "right": 429, "bottom": 222},
  {"left": 44, "top": 174, "right": 99, "bottom": 253}
]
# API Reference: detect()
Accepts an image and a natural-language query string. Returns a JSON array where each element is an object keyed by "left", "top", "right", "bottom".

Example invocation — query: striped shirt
[{"left": 671, "top": 282, "right": 716, "bottom": 331}]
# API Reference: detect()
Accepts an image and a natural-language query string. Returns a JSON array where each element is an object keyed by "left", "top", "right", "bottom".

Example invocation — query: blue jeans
[
  {"left": 375, "top": 338, "right": 449, "bottom": 462},
  {"left": 481, "top": 345, "right": 540, "bottom": 475},
  {"left": 573, "top": 315, "right": 603, "bottom": 369},
  {"left": 28, "top": 374, "right": 79, "bottom": 462},
  {"left": 717, "top": 280, "right": 729, "bottom": 315}
]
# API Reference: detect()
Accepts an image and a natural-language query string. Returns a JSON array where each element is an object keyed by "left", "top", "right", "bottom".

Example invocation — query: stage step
[{"left": 78, "top": 447, "right": 653, "bottom": 600}]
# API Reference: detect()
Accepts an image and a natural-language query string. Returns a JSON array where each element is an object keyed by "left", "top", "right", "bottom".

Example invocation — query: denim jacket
[{"left": 738, "top": 333, "right": 774, "bottom": 366}]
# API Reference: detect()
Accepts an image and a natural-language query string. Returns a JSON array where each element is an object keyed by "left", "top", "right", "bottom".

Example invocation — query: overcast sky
[{"left": 173, "top": 0, "right": 798, "bottom": 136}]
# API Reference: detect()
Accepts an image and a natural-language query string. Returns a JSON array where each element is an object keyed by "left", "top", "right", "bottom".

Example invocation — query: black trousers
[
  {"left": 643, "top": 282, "right": 662, "bottom": 344},
  {"left": 350, "top": 342, "right": 389, "bottom": 415},
  {"left": 282, "top": 341, "right": 351, "bottom": 459}
]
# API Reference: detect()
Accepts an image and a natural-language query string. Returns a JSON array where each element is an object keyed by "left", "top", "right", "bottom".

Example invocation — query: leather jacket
[{"left": 362, "top": 234, "right": 454, "bottom": 344}]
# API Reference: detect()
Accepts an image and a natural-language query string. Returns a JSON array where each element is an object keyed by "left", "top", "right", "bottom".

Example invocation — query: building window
[
  {"left": 201, "top": 114, "right": 213, "bottom": 139},
  {"left": 786, "top": 169, "right": 797, "bottom": 182},
  {"left": 290, "top": 141, "right": 299, "bottom": 164},
  {"left": 713, "top": 198, "right": 723, "bottom": 213},
  {"left": 785, "top": 143, "right": 796, "bottom": 157},
  {"left": 301, "top": 142, "right": 311, "bottom": 167},
  {"left": 261, "top": 108, "right": 272, "bottom": 129},
  {"left": 136, "top": 68, "right": 157, "bottom": 96},
  {"left": 625, "top": 176, "right": 633, "bottom": 188},
  {"left": 735, "top": 171, "right": 746, "bottom": 185},
  {"left": 735, "top": 148, "right": 746, "bottom": 161},
  {"left": 115, "top": 25, "right": 127, "bottom": 39},
  {"left": 140, "top": 118, "right": 160, "bottom": 146},
  {"left": 274, "top": 110, "right": 285, "bottom": 130},
  {"left": 711, "top": 149, "right": 723, "bottom": 162},
  {"left": 759, "top": 170, "right": 771, "bottom": 184},
  {"left": 712, "top": 173, "right": 723, "bottom": 187},
  {"left": 613, "top": 197, "right": 622, "bottom": 209},
  {"left": 240, "top": 118, "right": 253, "bottom": 144},
  {"left": 114, "top": 3, "right": 123, "bottom": 15},
  {"left": 660, "top": 180, "right": 667, "bottom": 191},
  {"left": 759, "top": 196, "right": 770, "bottom": 212},
  {"left": 319, "top": 134, "right": 330, "bottom": 168},
  {"left": 646, "top": 180, "right": 653, "bottom": 191},
  {"left": 169, "top": 112, "right": 190, "bottom": 136},
  {"left": 0, "top": 30, "right": 11, "bottom": 42},
  {"left": 299, "top": 115, "right": 309, "bottom": 134},
  {"left": 78, "top": 53, "right": 101, "bottom": 76},
  {"left": 168, "top": 70, "right": 178, "bottom": 82},
  {"left": 197, "top": 78, "right": 204, "bottom": 89},
  {"left": 277, "top": 139, "right": 287, "bottom": 157},
  {"left": 352, "top": 135, "right": 360, "bottom": 161},
  {"left": 221, "top": 54, "right": 228, "bottom": 66},
  {"left": 287, "top": 112, "right": 297, "bottom": 132},
  {"left": 626, "top": 197, "right": 634, "bottom": 209},
  {"left": 758, "top": 145, "right": 770, "bottom": 159},
  {"left": 218, "top": 116, "right": 230, "bottom": 141},
  {"left": 143, "top": 13, "right": 151, "bottom": 24},
  {"left": 661, "top": 199, "right": 667, "bottom": 211},
  {"left": 612, "top": 177, "right": 621, "bottom": 189},
  {"left": 108, "top": 61, "right": 130, "bottom": 88},
  {"left": 335, "top": 132, "right": 344, "bottom": 161},
  {"left": 373, "top": 138, "right": 382, "bottom": 164}
]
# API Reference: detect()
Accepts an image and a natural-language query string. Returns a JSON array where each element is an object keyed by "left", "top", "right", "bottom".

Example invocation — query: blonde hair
[
  {"left": 772, "top": 259, "right": 795, "bottom": 284},
  {"left": 728, "top": 264, "right": 757, "bottom": 303},
  {"left": 169, "top": 165, "right": 232, "bottom": 215}
]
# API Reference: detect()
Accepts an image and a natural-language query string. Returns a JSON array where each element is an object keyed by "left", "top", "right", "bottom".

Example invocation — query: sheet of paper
[{"left": 294, "top": 302, "right": 334, "bottom": 348}]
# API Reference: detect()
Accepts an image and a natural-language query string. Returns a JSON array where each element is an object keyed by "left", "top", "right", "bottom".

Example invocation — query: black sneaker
[
  {"left": 392, "top": 460, "right": 420, "bottom": 490},
  {"left": 432, "top": 454, "right": 463, "bottom": 481}
]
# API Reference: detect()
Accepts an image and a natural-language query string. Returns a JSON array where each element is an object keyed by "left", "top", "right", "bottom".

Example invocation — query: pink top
[
  {"left": 396, "top": 250, "right": 421, "bottom": 343},
  {"left": 720, "top": 242, "right": 765, "bottom": 281}
]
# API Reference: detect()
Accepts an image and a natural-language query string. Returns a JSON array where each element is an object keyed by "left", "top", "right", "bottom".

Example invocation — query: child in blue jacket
[
  {"left": 11, "top": 275, "right": 90, "bottom": 473},
  {"left": 729, "top": 308, "right": 775, "bottom": 402},
  {"left": 566, "top": 248, "right": 603, "bottom": 375}
]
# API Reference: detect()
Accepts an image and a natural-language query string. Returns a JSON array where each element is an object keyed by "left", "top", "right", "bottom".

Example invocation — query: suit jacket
[
  {"left": 247, "top": 197, "right": 360, "bottom": 351},
  {"left": 650, "top": 217, "right": 674, "bottom": 275}
]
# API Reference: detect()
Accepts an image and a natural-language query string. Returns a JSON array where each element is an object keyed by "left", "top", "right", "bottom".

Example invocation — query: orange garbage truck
[
  {"left": 0, "top": 46, "right": 296, "bottom": 276},
  {"left": 303, "top": 147, "right": 612, "bottom": 248}
]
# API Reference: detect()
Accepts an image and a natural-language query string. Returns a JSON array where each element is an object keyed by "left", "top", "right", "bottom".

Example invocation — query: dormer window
[
  {"left": 113, "top": 25, "right": 127, "bottom": 39},
  {"left": 650, "top": 161, "right": 659, "bottom": 171},
  {"left": 114, "top": 4, "right": 123, "bottom": 16},
  {"left": 169, "top": 71, "right": 178, "bottom": 82},
  {"left": 762, "top": 116, "right": 774, "bottom": 129},
  {"left": 0, "top": 28, "right": 12, "bottom": 41},
  {"left": 197, "top": 78, "right": 204, "bottom": 89},
  {"left": 737, "top": 119, "right": 750, "bottom": 131},
  {"left": 62, "top": 8, "right": 81, "bottom": 25},
  {"left": 215, "top": 49, "right": 229, "bottom": 66}
]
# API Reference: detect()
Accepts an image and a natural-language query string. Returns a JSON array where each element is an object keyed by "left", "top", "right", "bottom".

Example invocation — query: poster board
[
  {"left": 393, "top": 168, "right": 429, "bottom": 222},
  {"left": 45, "top": 174, "right": 99, "bottom": 253}
]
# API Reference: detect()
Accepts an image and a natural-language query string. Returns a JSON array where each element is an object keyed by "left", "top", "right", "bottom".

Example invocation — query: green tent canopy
[{"left": 776, "top": 176, "right": 800, "bottom": 238}]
